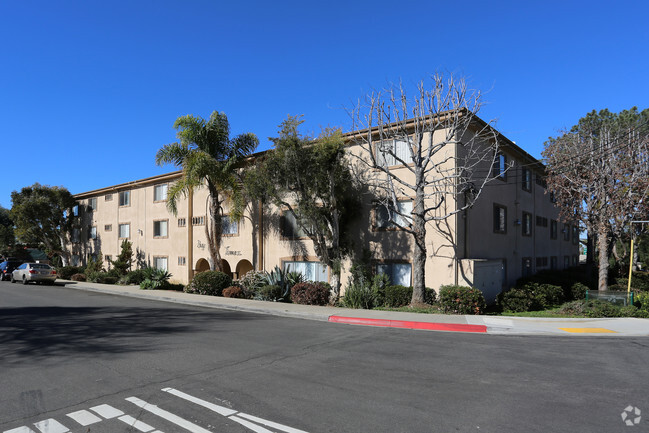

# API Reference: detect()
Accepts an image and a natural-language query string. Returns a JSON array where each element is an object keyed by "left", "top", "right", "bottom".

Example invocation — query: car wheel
[
  {"left": 22, "top": 276, "right": 28, "bottom": 285},
  {"left": 10, "top": 275, "right": 16, "bottom": 283}
]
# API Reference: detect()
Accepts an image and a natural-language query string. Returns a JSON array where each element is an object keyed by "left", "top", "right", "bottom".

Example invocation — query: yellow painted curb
[{"left": 559, "top": 327, "right": 617, "bottom": 333}]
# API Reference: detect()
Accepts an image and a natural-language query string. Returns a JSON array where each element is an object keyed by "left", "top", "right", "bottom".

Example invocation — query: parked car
[
  {"left": 0, "top": 260, "right": 23, "bottom": 281},
  {"left": 11, "top": 263, "right": 57, "bottom": 285}
]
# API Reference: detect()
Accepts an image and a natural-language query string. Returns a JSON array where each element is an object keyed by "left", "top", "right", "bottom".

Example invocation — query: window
[
  {"left": 375, "top": 200, "right": 413, "bottom": 229},
  {"left": 105, "top": 194, "right": 113, "bottom": 201},
  {"left": 192, "top": 216, "right": 205, "bottom": 226},
  {"left": 119, "top": 191, "right": 130, "bottom": 206},
  {"left": 572, "top": 225, "right": 579, "bottom": 245},
  {"left": 154, "top": 184, "right": 168, "bottom": 202},
  {"left": 119, "top": 223, "right": 130, "bottom": 239},
  {"left": 282, "top": 211, "right": 309, "bottom": 238},
  {"left": 522, "top": 257, "right": 533, "bottom": 277},
  {"left": 522, "top": 212, "right": 532, "bottom": 236},
  {"left": 573, "top": 255, "right": 578, "bottom": 266},
  {"left": 377, "top": 262, "right": 412, "bottom": 286},
  {"left": 178, "top": 256, "right": 186, "bottom": 266},
  {"left": 153, "top": 220, "right": 168, "bottom": 238},
  {"left": 551, "top": 256, "right": 558, "bottom": 270},
  {"left": 71, "top": 255, "right": 80, "bottom": 267},
  {"left": 376, "top": 138, "right": 413, "bottom": 167},
  {"left": 105, "top": 224, "right": 112, "bottom": 231},
  {"left": 563, "top": 224, "right": 570, "bottom": 241},
  {"left": 536, "top": 257, "right": 548, "bottom": 268},
  {"left": 536, "top": 177, "right": 547, "bottom": 189},
  {"left": 564, "top": 256, "right": 570, "bottom": 268},
  {"left": 522, "top": 167, "right": 531, "bottom": 192},
  {"left": 89, "top": 226, "right": 97, "bottom": 240},
  {"left": 493, "top": 152, "right": 507, "bottom": 180},
  {"left": 154, "top": 256, "right": 168, "bottom": 271},
  {"left": 536, "top": 216, "right": 548, "bottom": 227},
  {"left": 72, "top": 228, "right": 80, "bottom": 243},
  {"left": 493, "top": 204, "right": 507, "bottom": 234},
  {"left": 283, "top": 261, "right": 327, "bottom": 282},
  {"left": 550, "top": 220, "right": 558, "bottom": 239},
  {"left": 72, "top": 204, "right": 79, "bottom": 217},
  {"left": 222, "top": 215, "right": 238, "bottom": 235},
  {"left": 88, "top": 197, "right": 97, "bottom": 210},
  {"left": 178, "top": 218, "right": 186, "bottom": 227}
]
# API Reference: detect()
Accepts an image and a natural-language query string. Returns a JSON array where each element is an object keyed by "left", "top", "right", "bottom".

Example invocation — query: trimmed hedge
[
  {"left": 559, "top": 299, "right": 649, "bottom": 318},
  {"left": 498, "top": 282, "right": 564, "bottom": 312},
  {"left": 291, "top": 282, "right": 330, "bottom": 306},
  {"left": 57, "top": 266, "right": 84, "bottom": 280},
  {"left": 438, "top": 285, "right": 486, "bottom": 315},
  {"left": 185, "top": 271, "right": 232, "bottom": 296},
  {"left": 254, "top": 284, "right": 288, "bottom": 302}
]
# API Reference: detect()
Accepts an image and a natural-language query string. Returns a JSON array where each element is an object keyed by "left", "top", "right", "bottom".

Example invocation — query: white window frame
[
  {"left": 375, "top": 200, "right": 413, "bottom": 229},
  {"left": 154, "top": 184, "right": 168, "bottom": 202},
  {"left": 153, "top": 220, "right": 168, "bottom": 238},
  {"left": 153, "top": 256, "right": 168, "bottom": 271},
  {"left": 118, "top": 223, "right": 130, "bottom": 239},
  {"left": 376, "top": 263, "right": 412, "bottom": 286},
  {"left": 283, "top": 261, "right": 327, "bottom": 282},
  {"left": 376, "top": 138, "right": 413, "bottom": 167},
  {"left": 119, "top": 191, "right": 131, "bottom": 207},
  {"left": 88, "top": 197, "right": 97, "bottom": 210}
]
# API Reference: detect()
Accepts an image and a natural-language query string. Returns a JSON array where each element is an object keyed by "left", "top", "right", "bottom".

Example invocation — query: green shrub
[
  {"left": 57, "top": 266, "right": 84, "bottom": 280},
  {"left": 424, "top": 287, "right": 437, "bottom": 304},
  {"left": 121, "top": 269, "right": 147, "bottom": 285},
  {"left": 70, "top": 273, "right": 86, "bottom": 282},
  {"left": 85, "top": 253, "right": 104, "bottom": 275},
  {"left": 110, "top": 240, "right": 134, "bottom": 276},
  {"left": 166, "top": 283, "right": 185, "bottom": 292},
  {"left": 438, "top": 285, "right": 486, "bottom": 315},
  {"left": 255, "top": 284, "right": 287, "bottom": 302},
  {"left": 185, "top": 271, "right": 232, "bottom": 296},
  {"left": 263, "top": 266, "right": 297, "bottom": 302},
  {"left": 222, "top": 286, "right": 246, "bottom": 298},
  {"left": 384, "top": 285, "right": 412, "bottom": 308},
  {"left": 140, "top": 268, "right": 172, "bottom": 290},
  {"left": 497, "top": 288, "right": 534, "bottom": 313},
  {"left": 291, "top": 282, "right": 330, "bottom": 306},
  {"left": 569, "top": 282, "right": 588, "bottom": 301},
  {"left": 498, "top": 283, "right": 564, "bottom": 312},
  {"left": 634, "top": 291, "right": 649, "bottom": 312},
  {"left": 342, "top": 283, "right": 376, "bottom": 309},
  {"left": 238, "top": 271, "right": 268, "bottom": 298},
  {"left": 558, "top": 300, "right": 649, "bottom": 318}
]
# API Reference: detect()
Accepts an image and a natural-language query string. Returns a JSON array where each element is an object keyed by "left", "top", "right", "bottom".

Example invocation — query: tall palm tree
[{"left": 156, "top": 111, "right": 258, "bottom": 271}]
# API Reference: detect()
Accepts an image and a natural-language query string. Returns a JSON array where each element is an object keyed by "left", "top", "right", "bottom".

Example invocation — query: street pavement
[
  {"left": 2, "top": 280, "right": 649, "bottom": 432},
  {"left": 57, "top": 280, "right": 649, "bottom": 337}
]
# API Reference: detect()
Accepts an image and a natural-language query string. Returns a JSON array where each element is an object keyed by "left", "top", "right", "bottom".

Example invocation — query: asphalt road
[{"left": 0, "top": 280, "right": 648, "bottom": 433}]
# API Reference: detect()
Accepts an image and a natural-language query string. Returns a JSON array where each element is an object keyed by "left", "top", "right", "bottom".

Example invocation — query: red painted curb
[{"left": 328, "top": 316, "right": 487, "bottom": 333}]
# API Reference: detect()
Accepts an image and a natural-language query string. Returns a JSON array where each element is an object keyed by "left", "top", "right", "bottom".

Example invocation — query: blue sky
[{"left": 1, "top": 0, "right": 646, "bottom": 209}]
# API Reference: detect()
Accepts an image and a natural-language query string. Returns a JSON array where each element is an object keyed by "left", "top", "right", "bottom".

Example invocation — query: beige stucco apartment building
[{"left": 70, "top": 115, "right": 579, "bottom": 302}]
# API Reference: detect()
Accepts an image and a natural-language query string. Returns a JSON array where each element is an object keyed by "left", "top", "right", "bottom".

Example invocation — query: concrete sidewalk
[{"left": 56, "top": 280, "right": 649, "bottom": 337}]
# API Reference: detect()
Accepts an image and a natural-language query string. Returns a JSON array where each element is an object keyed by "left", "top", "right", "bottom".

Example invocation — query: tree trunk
[
  {"left": 206, "top": 187, "right": 223, "bottom": 272},
  {"left": 597, "top": 223, "right": 609, "bottom": 291},
  {"left": 330, "top": 270, "right": 340, "bottom": 305},
  {"left": 410, "top": 173, "right": 427, "bottom": 304}
]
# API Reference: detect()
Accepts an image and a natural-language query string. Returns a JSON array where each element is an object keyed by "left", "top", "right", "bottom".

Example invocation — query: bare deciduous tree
[
  {"left": 349, "top": 74, "right": 500, "bottom": 304},
  {"left": 543, "top": 107, "right": 649, "bottom": 291}
]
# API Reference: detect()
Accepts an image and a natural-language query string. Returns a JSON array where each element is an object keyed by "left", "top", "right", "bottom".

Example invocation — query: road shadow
[{"left": 0, "top": 305, "right": 258, "bottom": 364}]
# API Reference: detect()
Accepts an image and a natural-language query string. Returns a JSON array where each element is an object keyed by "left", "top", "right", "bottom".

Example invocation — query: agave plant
[
  {"left": 140, "top": 267, "right": 172, "bottom": 290},
  {"left": 264, "top": 266, "right": 303, "bottom": 302}
]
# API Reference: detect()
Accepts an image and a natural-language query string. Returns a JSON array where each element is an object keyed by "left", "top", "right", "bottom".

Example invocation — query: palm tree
[{"left": 156, "top": 111, "right": 258, "bottom": 271}]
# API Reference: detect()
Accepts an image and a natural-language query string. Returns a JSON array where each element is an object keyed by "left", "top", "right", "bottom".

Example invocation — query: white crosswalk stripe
[
  {"left": 66, "top": 410, "right": 101, "bottom": 426},
  {"left": 4, "top": 387, "right": 308, "bottom": 433},
  {"left": 32, "top": 419, "right": 68, "bottom": 433}
]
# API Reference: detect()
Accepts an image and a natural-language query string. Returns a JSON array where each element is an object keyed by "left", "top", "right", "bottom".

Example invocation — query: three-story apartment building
[{"left": 70, "top": 114, "right": 579, "bottom": 302}]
